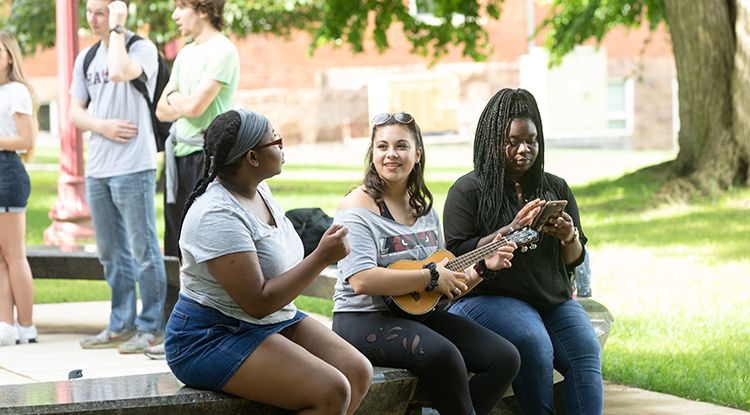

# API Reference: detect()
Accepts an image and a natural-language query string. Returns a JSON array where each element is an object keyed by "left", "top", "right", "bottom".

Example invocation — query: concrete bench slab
[{"left": 0, "top": 368, "right": 418, "bottom": 415}]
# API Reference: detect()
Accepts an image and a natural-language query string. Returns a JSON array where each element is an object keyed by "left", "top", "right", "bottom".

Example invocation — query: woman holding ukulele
[{"left": 331, "top": 112, "right": 520, "bottom": 415}]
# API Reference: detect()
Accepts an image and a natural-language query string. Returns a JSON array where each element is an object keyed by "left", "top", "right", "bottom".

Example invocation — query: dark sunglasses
[
  {"left": 372, "top": 112, "right": 414, "bottom": 126},
  {"left": 256, "top": 134, "right": 283, "bottom": 149}
]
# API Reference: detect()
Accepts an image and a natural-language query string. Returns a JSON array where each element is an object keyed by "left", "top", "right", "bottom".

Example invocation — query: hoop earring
[{"left": 413, "top": 161, "right": 421, "bottom": 172}]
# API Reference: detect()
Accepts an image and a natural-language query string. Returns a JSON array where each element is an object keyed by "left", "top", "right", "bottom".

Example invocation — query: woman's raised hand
[
  {"left": 435, "top": 257, "right": 468, "bottom": 299},
  {"left": 313, "top": 224, "right": 351, "bottom": 265},
  {"left": 508, "top": 198, "right": 545, "bottom": 231},
  {"left": 485, "top": 235, "right": 516, "bottom": 270}
]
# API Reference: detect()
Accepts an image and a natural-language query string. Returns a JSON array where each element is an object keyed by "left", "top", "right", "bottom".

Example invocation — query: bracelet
[
  {"left": 166, "top": 90, "right": 178, "bottom": 106},
  {"left": 422, "top": 262, "right": 439, "bottom": 292},
  {"left": 473, "top": 262, "right": 489, "bottom": 280},
  {"left": 420, "top": 269, "right": 429, "bottom": 286},
  {"left": 475, "top": 260, "right": 496, "bottom": 280},
  {"left": 561, "top": 227, "right": 580, "bottom": 246}
]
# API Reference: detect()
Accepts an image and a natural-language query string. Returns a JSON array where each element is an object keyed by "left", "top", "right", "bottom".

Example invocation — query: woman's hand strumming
[{"left": 313, "top": 224, "right": 351, "bottom": 265}]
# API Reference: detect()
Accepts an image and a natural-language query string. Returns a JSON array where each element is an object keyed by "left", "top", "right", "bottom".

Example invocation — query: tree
[
  {"left": 1, "top": 0, "right": 501, "bottom": 62},
  {"left": 3, "top": 0, "right": 748, "bottom": 194},
  {"left": 540, "top": 0, "right": 750, "bottom": 195}
]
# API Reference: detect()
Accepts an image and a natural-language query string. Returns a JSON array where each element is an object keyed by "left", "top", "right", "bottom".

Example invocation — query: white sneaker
[
  {"left": 118, "top": 330, "right": 163, "bottom": 354},
  {"left": 0, "top": 321, "right": 19, "bottom": 346},
  {"left": 80, "top": 328, "right": 134, "bottom": 349},
  {"left": 144, "top": 343, "right": 166, "bottom": 360},
  {"left": 15, "top": 321, "right": 38, "bottom": 344}
]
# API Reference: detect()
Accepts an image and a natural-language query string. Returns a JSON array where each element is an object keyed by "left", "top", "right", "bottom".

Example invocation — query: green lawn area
[{"left": 23, "top": 143, "right": 750, "bottom": 410}]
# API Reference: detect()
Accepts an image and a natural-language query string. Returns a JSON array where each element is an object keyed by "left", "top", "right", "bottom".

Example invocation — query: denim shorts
[
  {"left": 0, "top": 151, "right": 31, "bottom": 213},
  {"left": 164, "top": 293, "right": 307, "bottom": 391}
]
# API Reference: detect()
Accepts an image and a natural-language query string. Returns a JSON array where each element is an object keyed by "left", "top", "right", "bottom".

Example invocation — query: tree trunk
[
  {"left": 732, "top": 0, "right": 750, "bottom": 186},
  {"left": 663, "top": 0, "right": 746, "bottom": 194}
]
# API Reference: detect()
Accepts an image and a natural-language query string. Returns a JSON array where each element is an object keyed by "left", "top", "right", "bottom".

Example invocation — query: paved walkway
[{"left": 1, "top": 301, "right": 747, "bottom": 415}]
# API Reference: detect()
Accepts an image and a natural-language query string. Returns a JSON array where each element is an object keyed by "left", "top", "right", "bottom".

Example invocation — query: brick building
[{"left": 24, "top": 0, "right": 677, "bottom": 150}]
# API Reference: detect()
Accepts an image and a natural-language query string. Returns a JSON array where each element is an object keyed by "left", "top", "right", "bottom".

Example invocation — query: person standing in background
[
  {"left": 155, "top": 0, "right": 240, "bottom": 260},
  {"left": 0, "top": 31, "right": 38, "bottom": 346},
  {"left": 150, "top": 0, "right": 239, "bottom": 359},
  {"left": 69, "top": 0, "right": 167, "bottom": 354}
]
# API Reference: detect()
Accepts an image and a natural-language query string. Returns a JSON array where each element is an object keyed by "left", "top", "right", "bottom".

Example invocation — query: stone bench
[
  {"left": 26, "top": 247, "right": 182, "bottom": 324},
  {"left": 0, "top": 367, "right": 418, "bottom": 415},
  {"left": 18, "top": 257, "right": 614, "bottom": 415}
]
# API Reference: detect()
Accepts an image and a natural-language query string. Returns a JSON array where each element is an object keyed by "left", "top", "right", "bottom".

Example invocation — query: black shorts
[{"left": 0, "top": 151, "right": 31, "bottom": 213}]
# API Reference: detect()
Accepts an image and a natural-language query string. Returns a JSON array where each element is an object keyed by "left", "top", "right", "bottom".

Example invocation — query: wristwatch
[{"left": 110, "top": 25, "right": 125, "bottom": 34}]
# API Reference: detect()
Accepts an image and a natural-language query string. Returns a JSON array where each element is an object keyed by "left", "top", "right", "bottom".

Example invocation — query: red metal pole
[{"left": 44, "top": 0, "right": 95, "bottom": 247}]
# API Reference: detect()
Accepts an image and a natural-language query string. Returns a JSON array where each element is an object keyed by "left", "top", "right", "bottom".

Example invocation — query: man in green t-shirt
[{"left": 156, "top": 0, "right": 239, "bottom": 260}]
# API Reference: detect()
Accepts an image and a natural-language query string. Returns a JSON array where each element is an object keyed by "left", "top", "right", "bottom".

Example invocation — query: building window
[
  {"left": 607, "top": 78, "right": 634, "bottom": 131},
  {"left": 38, "top": 103, "right": 51, "bottom": 132},
  {"left": 408, "top": 0, "right": 466, "bottom": 25}
]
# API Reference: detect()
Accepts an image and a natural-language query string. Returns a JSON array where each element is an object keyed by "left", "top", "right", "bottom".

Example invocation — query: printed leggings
[{"left": 333, "top": 309, "right": 520, "bottom": 415}]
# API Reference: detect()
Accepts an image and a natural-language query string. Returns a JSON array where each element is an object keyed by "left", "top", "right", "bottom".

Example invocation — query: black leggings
[{"left": 333, "top": 309, "right": 520, "bottom": 415}]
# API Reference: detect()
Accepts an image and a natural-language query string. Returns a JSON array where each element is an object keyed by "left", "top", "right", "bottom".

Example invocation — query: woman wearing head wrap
[
  {"left": 443, "top": 88, "right": 602, "bottom": 415},
  {"left": 163, "top": 110, "right": 372, "bottom": 414}
]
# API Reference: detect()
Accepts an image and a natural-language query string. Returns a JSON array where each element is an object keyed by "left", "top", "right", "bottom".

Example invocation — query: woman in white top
[{"left": 0, "top": 31, "right": 38, "bottom": 346}]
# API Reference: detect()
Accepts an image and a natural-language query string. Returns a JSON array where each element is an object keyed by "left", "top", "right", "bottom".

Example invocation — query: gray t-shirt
[
  {"left": 332, "top": 206, "right": 444, "bottom": 313},
  {"left": 179, "top": 180, "right": 302, "bottom": 324},
  {"left": 69, "top": 32, "right": 158, "bottom": 178}
]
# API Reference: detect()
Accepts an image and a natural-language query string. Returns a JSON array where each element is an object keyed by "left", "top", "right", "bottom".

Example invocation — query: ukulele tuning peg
[{"left": 528, "top": 243, "right": 537, "bottom": 250}]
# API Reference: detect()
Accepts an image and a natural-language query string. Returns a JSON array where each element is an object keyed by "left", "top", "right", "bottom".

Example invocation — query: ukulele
[{"left": 382, "top": 227, "right": 538, "bottom": 320}]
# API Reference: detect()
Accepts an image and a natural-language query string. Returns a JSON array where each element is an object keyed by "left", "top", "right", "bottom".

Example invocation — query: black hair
[
  {"left": 180, "top": 110, "right": 245, "bottom": 226},
  {"left": 474, "top": 88, "right": 551, "bottom": 235},
  {"left": 363, "top": 116, "right": 433, "bottom": 218}
]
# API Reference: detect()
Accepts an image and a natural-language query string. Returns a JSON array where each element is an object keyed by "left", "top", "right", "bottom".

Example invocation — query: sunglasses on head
[{"left": 372, "top": 112, "right": 414, "bottom": 126}]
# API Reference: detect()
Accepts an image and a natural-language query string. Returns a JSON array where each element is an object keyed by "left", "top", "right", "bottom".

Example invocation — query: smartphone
[{"left": 530, "top": 200, "right": 568, "bottom": 231}]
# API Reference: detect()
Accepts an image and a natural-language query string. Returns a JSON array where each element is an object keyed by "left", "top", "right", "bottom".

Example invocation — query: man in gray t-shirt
[{"left": 69, "top": 0, "right": 166, "bottom": 354}]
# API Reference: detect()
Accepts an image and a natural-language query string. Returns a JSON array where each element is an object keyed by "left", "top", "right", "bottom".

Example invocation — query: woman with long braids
[
  {"left": 0, "top": 31, "right": 38, "bottom": 346},
  {"left": 163, "top": 109, "right": 372, "bottom": 414},
  {"left": 332, "top": 112, "right": 520, "bottom": 415},
  {"left": 443, "top": 88, "right": 602, "bottom": 415}
]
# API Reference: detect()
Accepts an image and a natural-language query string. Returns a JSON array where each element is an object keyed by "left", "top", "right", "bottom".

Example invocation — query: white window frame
[{"left": 606, "top": 77, "right": 634, "bottom": 133}]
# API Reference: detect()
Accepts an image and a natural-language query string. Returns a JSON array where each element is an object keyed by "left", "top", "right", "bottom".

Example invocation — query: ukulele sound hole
[{"left": 410, "top": 291, "right": 420, "bottom": 301}]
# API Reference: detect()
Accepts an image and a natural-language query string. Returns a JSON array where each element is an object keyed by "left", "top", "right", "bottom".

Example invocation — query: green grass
[{"left": 23, "top": 144, "right": 750, "bottom": 410}]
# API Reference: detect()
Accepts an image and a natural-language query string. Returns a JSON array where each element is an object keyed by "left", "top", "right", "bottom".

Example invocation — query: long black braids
[
  {"left": 180, "top": 110, "right": 245, "bottom": 228},
  {"left": 362, "top": 116, "right": 433, "bottom": 218},
  {"left": 474, "top": 88, "right": 550, "bottom": 236}
]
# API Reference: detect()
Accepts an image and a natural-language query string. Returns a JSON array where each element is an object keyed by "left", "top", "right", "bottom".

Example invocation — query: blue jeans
[
  {"left": 449, "top": 296, "right": 602, "bottom": 415},
  {"left": 86, "top": 170, "right": 166, "bottom": 334}
]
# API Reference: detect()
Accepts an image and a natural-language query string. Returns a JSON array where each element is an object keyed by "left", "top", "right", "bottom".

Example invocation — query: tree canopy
[
  {"left": 1, "top": 0, "right": 503, "bottom": 62},
  {"left": 2, "top": 0, "right": 748, "bottom": 194}
]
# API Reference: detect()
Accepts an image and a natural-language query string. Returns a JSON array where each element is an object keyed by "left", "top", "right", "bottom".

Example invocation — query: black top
[
  {"left": 377, "top": 200, "right": 395, "bottom": 221},
  {"left": 443, "top": 170, "right": 587, "bottom": 309}
]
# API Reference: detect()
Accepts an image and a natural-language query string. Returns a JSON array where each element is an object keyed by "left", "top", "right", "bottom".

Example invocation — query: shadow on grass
[{"left": 573, "top": 168, "right": 750, "bottom": 264}]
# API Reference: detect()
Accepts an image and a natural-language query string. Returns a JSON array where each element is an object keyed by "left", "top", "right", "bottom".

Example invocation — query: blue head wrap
[{"left": 223, "top": 109, "right": 268, "bottom": 166}]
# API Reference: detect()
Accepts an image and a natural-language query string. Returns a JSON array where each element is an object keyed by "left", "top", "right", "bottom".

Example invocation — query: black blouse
[{"left": 443, "top": 170, "right": 587, "bottom": 309}]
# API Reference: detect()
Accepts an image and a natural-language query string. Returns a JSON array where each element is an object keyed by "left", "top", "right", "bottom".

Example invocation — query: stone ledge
[{"left": 0, "top": 368, "right": 418, "bottom": 415}]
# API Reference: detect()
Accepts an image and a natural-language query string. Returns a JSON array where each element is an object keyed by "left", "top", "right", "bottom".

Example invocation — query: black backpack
[
  {"left": 83, "top": 34, "right": 172, "bottom": 152},
  {"left": 285, "top": 208, "right": 333, "bottom": 258}
]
